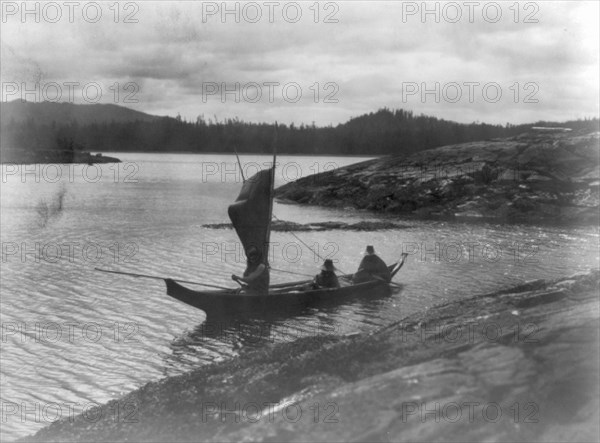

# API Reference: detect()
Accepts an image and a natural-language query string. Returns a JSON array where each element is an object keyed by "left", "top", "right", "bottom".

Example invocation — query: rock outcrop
[
  {"left": 22, "top": 270, "right": 599, "bottom": 442},
  {"left": 276, "top": 131, "right": 600, "bottom": 225}
]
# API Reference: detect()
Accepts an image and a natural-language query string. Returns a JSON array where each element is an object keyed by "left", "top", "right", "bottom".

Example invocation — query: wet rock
[
  {"left": 21, "top": 271, "right": 600, "bottom": 443},
  {"left": 275, "top": 131, "right": 600, "bottom": 225}
]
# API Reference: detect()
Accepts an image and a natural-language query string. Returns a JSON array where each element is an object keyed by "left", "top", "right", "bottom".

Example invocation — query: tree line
[{"left": 1, "top": 108, "right": 598, "bottom": 157}]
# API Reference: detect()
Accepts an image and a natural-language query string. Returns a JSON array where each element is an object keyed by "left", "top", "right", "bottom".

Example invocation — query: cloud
[{"left": 1, "top": 1, "right": 597, "bottom": 125}]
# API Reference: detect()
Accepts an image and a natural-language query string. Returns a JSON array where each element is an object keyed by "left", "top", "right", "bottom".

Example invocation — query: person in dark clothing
[
  {"left": 313, "top": 259, "right": 340, "bottom": 289},
  {"left": 352, "top": 245, "right": 391, "bottom": 284},
  {"left": 232, "top": 246, "right": 269, "bottom": 295}
]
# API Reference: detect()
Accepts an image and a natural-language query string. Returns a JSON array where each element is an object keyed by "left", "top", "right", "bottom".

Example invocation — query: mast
[
  {"left": 265, "top": 122, "right": 278, "bottom": 264},
  {"left": 233, "top": 146, "right": 246, "bottom": 182}
]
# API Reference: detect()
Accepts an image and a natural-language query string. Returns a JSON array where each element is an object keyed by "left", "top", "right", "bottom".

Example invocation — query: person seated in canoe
[
  {"left": 231, "top": 246, "right": 269, "bottom": 295},
  {"left": 352, "top": 245, "right": 391, "bottom": 284},
  {"left": 312, "top": 259, "right": 340, "bottom": 289}
]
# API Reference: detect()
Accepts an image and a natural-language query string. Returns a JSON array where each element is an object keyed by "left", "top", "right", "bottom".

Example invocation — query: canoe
[
  {"left": 159, "top": 154, "right": 408, "bottom": 320},
  {"left": 164, "top": 260, "right": 405, "bottom": 319},
  {"left": 96, "top": 146, "right": 410, "bottom": 321}
]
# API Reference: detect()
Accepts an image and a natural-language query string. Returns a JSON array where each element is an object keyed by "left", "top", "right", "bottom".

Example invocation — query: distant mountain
[{"left": 0, "top": 100, "right": 163, "bottom": 126}]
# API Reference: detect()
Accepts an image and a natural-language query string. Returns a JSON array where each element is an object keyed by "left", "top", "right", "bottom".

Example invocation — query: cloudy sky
[{"left": 1, "top": 1, "right": 598, "bottom": 126}]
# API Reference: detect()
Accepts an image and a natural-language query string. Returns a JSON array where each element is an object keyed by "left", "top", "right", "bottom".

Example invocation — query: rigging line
[
  {"left": 271, "top": 213, "right": 349, "bottom": 275},
  {"left": 269, "top": 267, "right": 314, "bottom": 278}
]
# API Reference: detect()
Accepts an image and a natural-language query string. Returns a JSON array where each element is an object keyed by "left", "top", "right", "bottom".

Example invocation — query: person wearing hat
[
  {"left": 353, "top": 245, "right": 391, "bottom": 284},
  {"left": 312, "top": 258, "right": 340, "bottom": 289},
  {"left": 232, "top": 246, "right": 269, "bottom": 295}
]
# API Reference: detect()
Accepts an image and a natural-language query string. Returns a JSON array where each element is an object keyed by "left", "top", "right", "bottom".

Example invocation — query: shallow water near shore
[{"left": 1, "top": 153, "right": 598, "bottom": 441}]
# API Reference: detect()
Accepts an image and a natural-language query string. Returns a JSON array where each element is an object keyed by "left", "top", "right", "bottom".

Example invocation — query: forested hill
[
  {"left": 1, "top": 101, "right": 598, "bottom": 155},
  {"left": 1, "top": 101, "right": 161, "bottom": 126}
]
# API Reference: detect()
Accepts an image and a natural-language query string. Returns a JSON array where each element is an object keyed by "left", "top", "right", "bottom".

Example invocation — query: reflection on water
[
  {"left": 165, "top": 294, "right": 392, "bottom": 371},
  {"left": 1, "top": 153, "right": 598, "bottom": 440}
]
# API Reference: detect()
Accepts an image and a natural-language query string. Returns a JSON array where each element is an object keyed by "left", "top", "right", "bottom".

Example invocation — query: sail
[{"left": 228, "top": 168, "right": 274, "bottom": 265}]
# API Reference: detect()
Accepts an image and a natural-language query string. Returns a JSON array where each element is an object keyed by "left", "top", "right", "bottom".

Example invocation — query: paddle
[
  {"left": 94, "top": 268, "right": 232, "bottom": 290},
  {"left": 371, "top": 274, "right": 403, "bottom": 289}
]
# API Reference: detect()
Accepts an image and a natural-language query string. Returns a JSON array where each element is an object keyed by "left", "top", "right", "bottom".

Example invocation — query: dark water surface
[{"left": 1, "top": 153, "right": 598, "bottom": 440}]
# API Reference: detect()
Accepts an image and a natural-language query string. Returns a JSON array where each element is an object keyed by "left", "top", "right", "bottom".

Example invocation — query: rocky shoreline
[
  {"left": 0, "top": 149, "right": 121, "bottom": 165},
  {"left": 275, "top": 131, "right": 600, "bottom": 225},
  {"left": 22, "top": 269, "right": 599, "bottom": 442}
]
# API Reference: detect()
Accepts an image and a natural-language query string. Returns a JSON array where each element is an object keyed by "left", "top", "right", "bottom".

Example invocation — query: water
[{"left": 1, "top": 153, "right": 598, "bottom": 440}]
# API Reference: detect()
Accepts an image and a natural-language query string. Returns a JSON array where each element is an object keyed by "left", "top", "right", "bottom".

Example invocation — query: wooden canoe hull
[{"left": 164, "top": 262, "right": 405, "bottom": 319}]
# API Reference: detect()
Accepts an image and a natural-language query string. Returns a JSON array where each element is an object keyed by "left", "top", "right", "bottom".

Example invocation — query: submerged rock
[
  {"left": 275, "top": 131, "right": 600, "bottom": 225},
  {"left": 22, "top": 270, "right": 599, "bottom": 442},
  {"left": 203, "top": 219, "right": 410, "bottom": 231}
]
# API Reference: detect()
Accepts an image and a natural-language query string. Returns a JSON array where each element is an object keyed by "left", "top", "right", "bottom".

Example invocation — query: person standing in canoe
[
  {"left": 313, "top": 259, "right": 340, "bottom": 289},
  {"left": 352, "top": 245, "right": 391, "bottom": 284},
  {"left": 232, "top": 246, "right": 269, "bottom": 295}
]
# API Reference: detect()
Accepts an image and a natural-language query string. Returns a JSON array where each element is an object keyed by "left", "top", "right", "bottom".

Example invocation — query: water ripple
[{"left": 2, "top": 154, "right": 598, "bottom": 440}]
